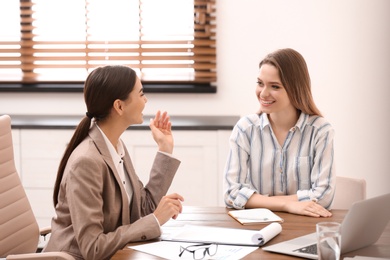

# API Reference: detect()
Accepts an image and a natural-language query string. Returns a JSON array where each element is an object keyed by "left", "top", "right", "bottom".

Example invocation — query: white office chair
[
  {"left": 0, "top": 114, "right": 74, "bottom": 260},
  {"left": 332, "top": 175, "right": 366, "bottom": 210}
]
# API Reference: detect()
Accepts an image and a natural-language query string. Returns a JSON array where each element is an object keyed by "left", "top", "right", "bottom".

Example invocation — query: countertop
[{"left": 9, "top": 114, "right": 240, "bottom": 131}]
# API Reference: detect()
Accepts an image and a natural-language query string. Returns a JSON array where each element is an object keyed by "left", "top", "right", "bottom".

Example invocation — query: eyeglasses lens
[
  {"left": 207, "top": 244, "right": 218, "bottom": 256},
  {"left": 179, "top": 243, "right": 218, "bottom": 260}
]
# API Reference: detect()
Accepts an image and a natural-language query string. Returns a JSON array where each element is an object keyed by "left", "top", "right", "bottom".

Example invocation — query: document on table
[
  {"left": 161, "top": 223, "right": 282, "bottom": 246},
  {"left": 128, "top": 241, "right": 258, "bottom": 260}
]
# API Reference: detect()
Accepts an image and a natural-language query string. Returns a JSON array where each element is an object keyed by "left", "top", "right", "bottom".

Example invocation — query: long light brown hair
[{"left": 259, "top": 48, "right": 322, "bottom": 116}]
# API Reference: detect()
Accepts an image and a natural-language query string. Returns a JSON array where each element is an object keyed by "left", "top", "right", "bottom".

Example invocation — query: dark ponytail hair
[{"left": 53, "top": 65, "right": 137, "bottom": 206}]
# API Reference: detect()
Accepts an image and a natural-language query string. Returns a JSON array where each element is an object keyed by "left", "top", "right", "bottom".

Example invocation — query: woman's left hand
[
  {"left": 149, "top": 110, "right": 174, "bottom": 154},
  {"left": 285, "top": 200, "right": 332, "bottom": 217}
]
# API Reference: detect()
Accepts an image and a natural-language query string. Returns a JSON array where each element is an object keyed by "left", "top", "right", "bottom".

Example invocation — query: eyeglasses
[{"left": 179, "top": 243, "right": 218, "bottom": 259}]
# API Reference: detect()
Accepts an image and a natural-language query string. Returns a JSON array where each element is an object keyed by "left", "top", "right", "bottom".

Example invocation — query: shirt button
[{"left": 141, "top": 235, "right": 147, "bottom": 240}]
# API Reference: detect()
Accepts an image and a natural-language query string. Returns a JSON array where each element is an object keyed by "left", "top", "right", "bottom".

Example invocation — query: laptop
[{"left": 262, "top": 193, "right": 390, "bottom": 259}]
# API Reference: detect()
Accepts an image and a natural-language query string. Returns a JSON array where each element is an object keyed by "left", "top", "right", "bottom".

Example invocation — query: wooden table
[{"left": 111, "top": 206, "right": 390, "bottom": 259}]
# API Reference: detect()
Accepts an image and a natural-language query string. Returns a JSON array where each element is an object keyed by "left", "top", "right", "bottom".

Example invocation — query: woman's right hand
[{"left": 154, "top": 193, "right": 184, "bottom": 225}]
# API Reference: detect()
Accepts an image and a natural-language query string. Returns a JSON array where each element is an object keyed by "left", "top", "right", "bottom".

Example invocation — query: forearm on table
[{"left": 245, "top": 193, "right": 298, "bottom": 211}]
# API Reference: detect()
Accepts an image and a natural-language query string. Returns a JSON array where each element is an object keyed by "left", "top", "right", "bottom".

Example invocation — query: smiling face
[
  {"left": 256, "top": 64, "right": 295, "bottom": 115},
  {"left": 122, "top": 76, "right": 147, "bottom": 125}
]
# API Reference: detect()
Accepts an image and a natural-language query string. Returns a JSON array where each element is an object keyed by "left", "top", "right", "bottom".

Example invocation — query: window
[{"left": 0, "top": 0, "right": 216, "bottom": 93}]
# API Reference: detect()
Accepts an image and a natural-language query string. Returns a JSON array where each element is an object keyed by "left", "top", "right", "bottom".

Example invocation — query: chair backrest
[
  {"left": 332, "top": 175, "right": 366, "bottom": 210},
  {"left": 0, "top": 115, "right": 40, "bottom": 257}
]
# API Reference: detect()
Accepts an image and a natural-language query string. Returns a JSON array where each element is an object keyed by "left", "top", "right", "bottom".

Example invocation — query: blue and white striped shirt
[{"left": 224, "top": 112, "right": 335, "bottom": 209}]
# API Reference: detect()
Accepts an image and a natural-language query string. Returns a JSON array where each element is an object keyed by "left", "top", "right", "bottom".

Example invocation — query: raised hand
[{"left": 149, "top": 110, "right": 174, "bottom": 154}]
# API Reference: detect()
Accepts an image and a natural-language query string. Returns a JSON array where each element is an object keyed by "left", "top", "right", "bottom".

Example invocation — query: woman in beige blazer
[{"left": 43, "top": 65, "right": 184, "bottom": 259}]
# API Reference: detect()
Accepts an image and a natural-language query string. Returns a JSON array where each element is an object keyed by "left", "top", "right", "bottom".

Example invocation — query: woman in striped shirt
[{"left": 224, "top": 48, "right": 335, "bottom": 217}]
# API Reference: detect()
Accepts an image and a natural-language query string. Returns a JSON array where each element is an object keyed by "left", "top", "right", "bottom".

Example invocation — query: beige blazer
[{"left": 44, "top": 124, "right": 180, "bottom": 259}]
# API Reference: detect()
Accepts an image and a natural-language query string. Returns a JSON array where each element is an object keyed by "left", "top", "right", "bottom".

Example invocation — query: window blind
[{"left": 0, "top": 0, "right": 216, "bottom": 90}]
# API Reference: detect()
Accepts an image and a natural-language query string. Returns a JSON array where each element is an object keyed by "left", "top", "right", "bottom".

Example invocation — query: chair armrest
[
  {"left": 37, "top": 226, "right": 52, "bottom": 252},
  {"left": 6, "top": 252, "right": 75, "bottom": 260},
  {"left": 39, "top": 226, "right": 51, "bottom": 237}
]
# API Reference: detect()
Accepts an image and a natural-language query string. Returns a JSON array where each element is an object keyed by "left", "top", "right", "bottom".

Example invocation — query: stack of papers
[
  {"left": 161, "top": 223, "right": 282, "bottom": 247},
  {"left": 129, "top": 241, "right": 258, "bottom": 260}
]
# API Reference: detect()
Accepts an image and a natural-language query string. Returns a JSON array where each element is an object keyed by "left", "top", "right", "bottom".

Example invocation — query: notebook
[
  {"left": 228, "top": 208, "right": 284, "bottom": 225},
  {"left": 262, "top": 193, "right": 390, "bottom": 259}
]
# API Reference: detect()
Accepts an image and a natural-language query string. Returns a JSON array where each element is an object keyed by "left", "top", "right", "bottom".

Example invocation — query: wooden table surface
[{"left": 111, "top": 206, "right": 390, "bottom": 259}]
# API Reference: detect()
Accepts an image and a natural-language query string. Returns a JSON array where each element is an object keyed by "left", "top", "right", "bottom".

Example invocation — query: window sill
[{"left": 0, "top": 83, "right": 217, "bottom": 94}]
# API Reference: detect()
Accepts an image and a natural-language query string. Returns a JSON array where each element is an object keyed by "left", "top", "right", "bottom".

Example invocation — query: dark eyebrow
[
  {"left": 270, "top": 81, "right": 282, "bottom": 85},
  {"left": 257, "top": 78, "right": 281, "bottom": 85},
  {"left": 139, "top": 87, "right": 144, "bottom": 93}
]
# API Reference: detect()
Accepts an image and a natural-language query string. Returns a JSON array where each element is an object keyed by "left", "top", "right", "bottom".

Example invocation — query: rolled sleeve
[{"left": 225, "top": 187, "right": 256, "bottom": 209}]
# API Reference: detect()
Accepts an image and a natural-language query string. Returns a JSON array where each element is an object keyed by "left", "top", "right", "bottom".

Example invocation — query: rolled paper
[{"left": 251, "top": 222, "right": 282, "bottom": 245}]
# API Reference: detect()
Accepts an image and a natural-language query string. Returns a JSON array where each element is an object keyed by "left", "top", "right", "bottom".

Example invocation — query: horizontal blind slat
[{"left": 0, "top": 0, "right": 217, "bottom": 86}]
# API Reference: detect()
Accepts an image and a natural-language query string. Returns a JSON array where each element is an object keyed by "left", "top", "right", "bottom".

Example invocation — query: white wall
[{"left": 1, "top": 0, "right": 389, "bottom": 199}]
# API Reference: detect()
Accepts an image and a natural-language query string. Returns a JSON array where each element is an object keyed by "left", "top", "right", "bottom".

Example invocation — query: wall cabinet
[{"left": 12, "top": 128, "right": 232, "bottom": 228}]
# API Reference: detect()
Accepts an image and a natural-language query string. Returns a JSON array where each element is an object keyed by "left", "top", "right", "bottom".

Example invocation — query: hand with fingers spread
[
  {"left": 154, "top": 193, "right": 184, "bottom": 225},
  {"left": 149, "top": 110, "right": 174, "bottom": 154}
]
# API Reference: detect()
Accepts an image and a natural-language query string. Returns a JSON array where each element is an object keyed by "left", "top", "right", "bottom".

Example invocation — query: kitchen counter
[{"left": 9, "top": 114, "right": 240, "bottom": 131}]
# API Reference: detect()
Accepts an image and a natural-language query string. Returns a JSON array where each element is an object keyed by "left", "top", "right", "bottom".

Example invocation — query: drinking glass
[{"left": 316, "top": 222, "right": 341, "bottom": 260}]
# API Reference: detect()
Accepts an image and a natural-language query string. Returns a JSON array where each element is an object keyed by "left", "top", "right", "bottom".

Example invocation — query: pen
[
  {"left": 256, "top": 237, "right": 265, "bottom": 245},
  {"left": 237, "top": 217, "right": 269, "bottom": 221}
]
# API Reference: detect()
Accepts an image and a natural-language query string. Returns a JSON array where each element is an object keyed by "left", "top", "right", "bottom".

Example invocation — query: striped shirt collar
[{"left": 258, "top": 112, "right": 308, "bottom": 132}]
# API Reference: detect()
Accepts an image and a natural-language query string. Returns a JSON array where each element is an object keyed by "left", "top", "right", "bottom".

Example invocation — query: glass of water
[{"left": 316, "top": 222, "right": 341, "bottom": 260}]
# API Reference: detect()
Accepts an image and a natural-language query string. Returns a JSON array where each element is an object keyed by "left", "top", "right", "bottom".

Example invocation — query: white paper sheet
[
  {"left": 228, "top": 208, "right": 284, "bottom": 224},
  {"left": 161, "top": 223, "right": 282, "bottom": 246},
  {"left": 251, "top": 222, "right": 282, "bottom": 245},
  {"left": 128, "top": 241, "right": 258, "bottom": 260}
]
